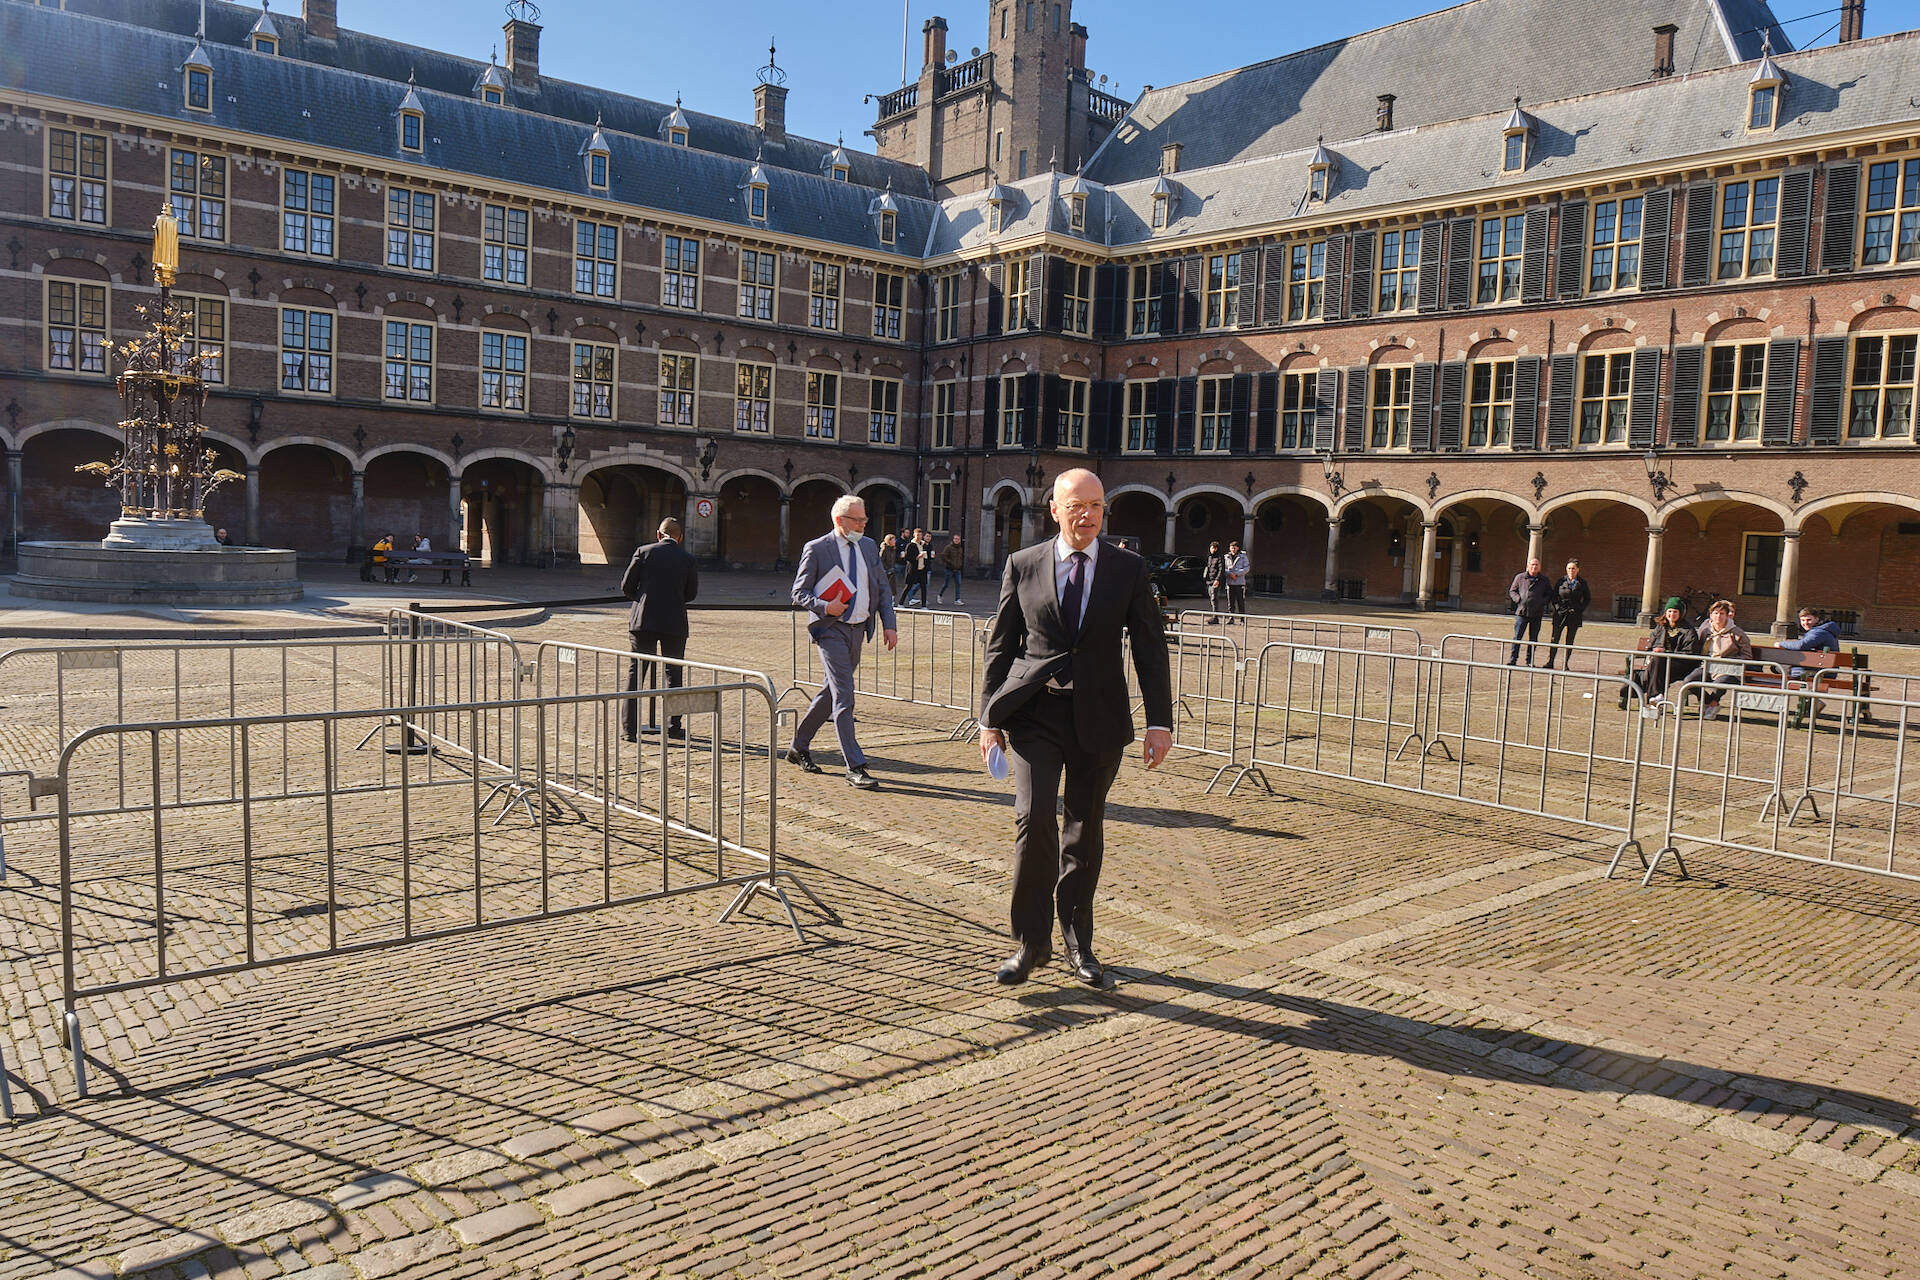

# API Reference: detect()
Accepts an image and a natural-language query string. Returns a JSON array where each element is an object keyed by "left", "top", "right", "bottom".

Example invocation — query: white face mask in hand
[{"left": 985, "top": 740, "right": 1009, "bottom": 780}]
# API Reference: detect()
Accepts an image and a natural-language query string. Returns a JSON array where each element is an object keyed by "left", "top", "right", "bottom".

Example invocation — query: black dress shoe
[
  {"left": 620, "top": 731, "right": 637, "bottom": 744},
  {"left": 995, "top": 946, "right": 1051, "bottom": 985},
  {"left": 666, "top": 722, "right": 687, "bottom": 740},
  {"left": 784, "top": 747, "right": 823, "bottom": 774},
  {"left": 1065, "top": 949, "right": 1106, "bottom": 987},
  {"left": 846, "top": 765, "right": 879, "bottom": 790}
]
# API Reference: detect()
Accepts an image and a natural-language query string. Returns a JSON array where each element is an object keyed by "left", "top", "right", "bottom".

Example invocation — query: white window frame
[
  {"left": 400, "top": 109, "right": 424, "bottom": 153},
  {"left": 739, "top": 249, "right": 777, "bottom": 321},
  {"left": 1703, "top": 341, "right": 1767, "bottom": 444},
  {"left": 869, "top": 377, "right": 901, "bottom": 445},
  {"left": 175, "top": 292, "right": 226, "bottom": 384},
  {"left": 185, "top": 65, "right": 212, "bottom": 113},
  {"left": 1124, "top": 380, "right": 1156, "bottom": 452},
  {"left": 1279, "top": 371, "right": 1315, "bottom": 450},
  {"left": 1376, "top": 229, "right": 1421, "bottom": 313},
  {"left": 662, "top": 234, "right": 700, "bottom": 311},
  {"left": 1467, "top": 359, "right": 1515, "bottom": 448},
  {"left": 44, "top": 279, "right": 109, "bottom": 377},
  {"left": 1368, "top": 366, "right": 1413, "bottom": 450},
  {"left": 282, "top": 169, "right": 336, "bottom": 258},
  {"left": 809, "top": 262, "right": 842, "bottom": 330},
  {"left": 1587, "top": 195, "right": 1645, "bottom": 294},
  {"left": 47, "top": 127, "right": 108, "bottom": 225},
  {"left": 385, "top": 187, "right": 436, "bottom": 273},
  {"left": 932, "top": 380, "right": 957, "bottom": 448},
  {"left": 998, "top": 374, "right": 1026, "bottom": 447},
  {"left": 575, "top": 220, "right": 619, "bottom": 299},
  {"left": 279, "top": 306, "right": 335, "bottom": 395},
  {"left": 1203, "top": 253, "right": 1240, "bottom": 330},
  {"left": 383, "top": 320, "right": 435, "bottom": 402},
  {"left": 1717, "top": 177, "right": 1780, "bottom": 280},
  {"left": 734, "top": 362, "right": 773, "bottom": 433},
  {"left": 805, "top": 371, "right": 839, "bottom": 438},
  {"left": 169, "top": 148, "right": 227, "bottom": 241},
  {"left": 929, "top": 479, "right": 952, "bottom": 533},
  {"left": 1845, "top": 332, "right": 1917, "bottom": 441},
  {"left": 1129, "top": 264, "right": 1160, "bottom": 336},
  {"left": 873, "top": 272, "right": 905, "bottom": 340},
  {"left": 658, "top": 353, "right": 698, "bottom": 427},
  {"left": 1287, "top": 241, "right": 1325, "bottom": 322},
  {"left": 479, "top": 329, "right": 529, "bottom": 414},
  {"left": 936, "top": 273, "right": 961, "bottom": 342},
  {"left": 1058, "top": 376, "right": 1089, "bottom": 451},
  {"left": 1476, "top": 213, "right": 1524, "bottom": 304},
  {"left": 572, "top": 342, "right": 616, "bottom": 420},
  {"left": 1577, "top": 350, "right": 1632, "bottom": 446},
  {"left": 1062, "top": 262, "right": 1092, "bottom": 336},
  {"left": 1861, "top": 158, "right": 1920, "bottom": 269},
  {"left": 1002, "top": 258, "right": 1031, "bottom": 332},
  {"left": 483, "top": 203, "right": 530, "bottom": 287},
  {"left": 1197, "top": 376, "right": 1232, "bottom": 452}
]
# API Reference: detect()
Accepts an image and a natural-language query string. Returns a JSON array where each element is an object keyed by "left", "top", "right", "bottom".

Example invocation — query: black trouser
[
  {"left": 1206, "top": 583, "right": 1226, "bottom": 618},
  {"left": 1004, "top": 692, "right": 1126, "bottom": 959},
  {"left": 625, "top": 629, "right": 688, "bottom": 737},
  {"left": 1641, "top": 654, "right": 1699, "bottom": 703},
  {"left": 359, "top": 556, "right": 375, "bottom": 583},
  {"left": 1545, "top": 615, "right": 1582, "bottom": 667},
  {"left": 1227, "top": 583, "right": 1247, "bottom": 617},
  {"left": 1508, "top": 612, "right": 1544, "bottom": 664}
]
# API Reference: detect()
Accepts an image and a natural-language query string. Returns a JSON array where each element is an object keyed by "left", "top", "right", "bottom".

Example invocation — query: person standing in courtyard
[
  {"left": 1202, "top": 541, "right": 1227, "bottom": 623},
  {"left": 788, "top": 495, "right": 898, "bottom": 789},
  {"left": 1507, "top": 556, "right": 1552, "bottom": 665},
  {"left": 619, "top": 518, "right": 698, "bottom": 742},
  {"left": 979, "top": 468, "right": 1172, "bottom": 988},
  {"left": 902, "top": 528, "right": 932, "bottom": 607},
  {"left": 1225, "top": 540, "right": 1250, "bottom": 621},
  {"left": 879, "top": 532, "right": 898, "bottom": 589},
  {"left": 1544, "top": 558, "right": 1591, "bottom": 669},
  {"left": 937, "top": 533, "right": 967, "bottom": 606}
]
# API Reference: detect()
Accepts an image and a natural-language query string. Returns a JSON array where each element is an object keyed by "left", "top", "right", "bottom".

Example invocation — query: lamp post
[
  {"left": 1319, "top": 451, "right": 1346, "bottom": 498},
  {"left": 1642, "top": 448, "right": 1672, "bottom": 502},
  {"left": 695, "top": 434, "right": 718, "bottom": 484}
]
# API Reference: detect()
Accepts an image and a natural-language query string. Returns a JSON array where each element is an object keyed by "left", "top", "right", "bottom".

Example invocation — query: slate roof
[
  {"left": 1085, "top": 0, "right": 1793, "bottom": 185},
  {"left": 928, "top": 30, "right": 1920, "bottom": 257},
  {"left": 2, "top": 0, "right": 936, "bottom": 257}
]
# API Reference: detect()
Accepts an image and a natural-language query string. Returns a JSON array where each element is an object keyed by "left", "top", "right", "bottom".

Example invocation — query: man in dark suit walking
[
  {"left": 788, "top": 494, "right": 898, "bottom": 789},
  {"left": 979, "top": 468, "right": 1172, "bottom": 988},
  {"left": 620, "top": 517, "right": 698, "bottom": 741}
]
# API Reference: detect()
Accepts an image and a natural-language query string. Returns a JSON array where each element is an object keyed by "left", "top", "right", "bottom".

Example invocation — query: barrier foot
[
  {"left": 1391, "top": 733, "right": 1426, "bottom": 762},
  {"left": 1785, "top": 791, "right": 1822, "bottom": 825},
  {"left": 1204, "top": 762, "right": 1247, "bottom": 795},
  {"left": 718, "top": 873, "right": 822, "bottom": 943},
  {"left": 1421, "top": 737, "right": 1457, "bottom": 762},
  {"left": 1, "top": 1040, "right": 14, "bottom": 1121},
  {"left": 1223, "top": 765, "right": 1274, "bottom": 799},
  {"left": 353, "top": 716, "right": 398, "bottom": 751},
  {"left": 947, "top": 716, "right": 980, "bottom": 743},
  {"left": 1639, "top": 843, "right": 1689, "bottom": 887},
  {"left": 1605, "top": 838, "right": 1649, "bottom": 879},
  {"left": 65, "top": 1009, "right": 87, "bottom": 1100},
  {"left": 481, "top": 779, "right": 575, "bottom": 829},
  {"left": 1755, "top": 790, "right": 1791, "bottom": 825}
]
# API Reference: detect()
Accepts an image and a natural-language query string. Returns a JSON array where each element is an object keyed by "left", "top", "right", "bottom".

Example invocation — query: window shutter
[
  {"left": 1236, "top": 248, "right": 1260, "bottom": 328},
  {"left": 1156, "top": 263, "right": 1178, "bottom": 335},
  {"left": 1437, "top": 361, "right": 1466, "bottom": 452},
  {"left": 1347, "top": 230, "right": 1375, "bottom": 320},
  {"left": 1639, "top": 188, "right": 1673, "bottom": 290},
  {"left": 1668, "top": 345, "right": 1704, "bottom": 447},
  {"left": 1155, "top": 376, "right": 1176, "bottom": 455},
  {"left": 1180, "top": 256, "right": 1202, "bottom": 331},
  {"left": 1322, "top": 234, "right": 1348, "bottom": 322},
  {"left": 1819, "top": 161, "right": 1860, "bottom": 273},
  {"left": 1175, "top": 376, "right": 1198, "bottom": 452},
  {"left": 1039, "top": 374, "right": 1063, "bottom": 449},
  {"left": 982, "top": 375, "right": 1000, "bottom": 447},
  {"left": 1680, "top": 183, "right": 1716, "bottom": 287},
  {"left": 1255, "top": 371, "right": 1279, "bottom": 452},
  {"left": 1021, "top": 372, "right": 1040, "bottom": 448},
  {"left": 1260, "top": 244, "right": 1286, "bottom": 327},
  {"left": 1088, "top": 380, "right": 1113, "bottom": 453},
  {"left": 1027, "top": 253, "right": 1046, "bottom": 332},
  {"left": 1311, "top": 368, "right": 1340, "bottom": 453},
  {"left": 1761, "top": 338, "right": 1801, "bottom": 446},
  {"left": 1544, "top": 353, "right": 1578, "bottom": 449},
  {"left": 1555, "top": 199, "right": 1587, "bottom": 300},
  {"left": 1445, "top": 216, "right": 1474, "bottom": 311},
  {"left": 1520, "top": 206, "right": 1550, "bottom": 304},
  {"left": 1410, "top": 363, "right": 1436, "bottom": 451},
  {"left": 1774, "top": 169, "right": 1813, "bottom": 279},
  {"left": 1627, "top": 347, "right": 1662, "bottom": 449},
  {"left": 1417, "top": 221, "right": 1444, "bottom": 313},
  {"left": 986, "top": 263, "right": 1005, "bottom": 336},
  {"left": 1230, "top": 372, "right": 1252, "bottom": 453},
  {"left": 1808, "top": 335, "right": 1848, "bottom": 444},
  {"left": 1044, "top": 255, "right": 1068, "bottom": 330},
  {"left": 1341, "top": 364, "right": 1369, "bottom": 452},
  {"left": 1510, "top": 355, "right": 1542, "bottom": 450},
  {"left": 1094, "top": 263, "right": 1124, "bottom": 338}
]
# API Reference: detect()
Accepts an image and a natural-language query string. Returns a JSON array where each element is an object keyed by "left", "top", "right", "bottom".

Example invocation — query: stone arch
[
  {"left": 856, "top": 480, "right": 909, "bottom": 540},
  {"left": 12, "top": 418, "right": 120, "bottom": 451},
  {"left": 15, "top": 424, "right": 124, "bottom": 544},
  {"left": 1795, "top": 490, "right": 1920, "bottom": 532},
  {"left": 981, "top": 478, "right": 1029, "bottom": 506},
  {"left": 1170, "top": 483, "right": 1251, "bottom": 514},
  {"left": 1538, "top": 488, "right": 1648, "bottom": 523},
  {"left": 1700, "top": 316, "right": 1770, "bottom": 345},
  {"left": 257, "top": 442, "right": 357, "bottom": 556},
  {"left": 364, "top": 447, "right": 456, "bottom": 554},
  {"left": 711, "top": 466, "right": 789, "bottom": 497},
  {"left": 574, "top": 462, "right": 684, "bottom": 567},
  {"left": 363, "top": 442, "right": 459, "bottom": 475},
  {"left": 788, "top": 477, "right": 847, "bottom": 549},
  {"left": 1251, "top": 485, "right": 1334, "bottom": 518},
  {"left": 1574, "top": 326, "right": 1635, "bottom": 354},
  {"left": 1332, "top": 487, "right": 1431, "bottom": 520},
  {"left": 1846, "top": 304, "right": 1920, "bottom": 334},
  {"left": 259, "top": 434, "right": 359, "bottom": 470},
  {"left": 461, "top": 454, "right": 553, "bottom": 566},
  {"left": 1662, "top": 489, "right": 1793, "bottom": 526},
  {"left": 460, "top": 447, "right": 554, "bottom": 484},
  {"left": 717, "top": 471, "right": 782, "bottom": 567}
]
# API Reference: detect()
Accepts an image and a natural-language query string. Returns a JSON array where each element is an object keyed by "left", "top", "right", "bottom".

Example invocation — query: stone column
[
  {"left": 1162, "top": 506, "right": 1177, "bottom": 555},
  {"left": 548, "top": 481, "right": 580, "bottom": 567},
  {"left": 1449, "top": 529, "right": 1468, "bottom": 606},
  {"left": 1321, "top": 516, "right": 1342, "bottom": 601},
  {"left": 448, "top": 477, "right": 464, "bottom": 551},
  {"left": 684, "top": 491, "right": 721, "bottom": 560},
  {"left": 1023, "top": 500, "right": 1043, "bottom": 548},
  {"left": 347, "top": 469, "right": 366, "bottom": 560},
  {"left": 1771, "top": 529, "right": 1803, "bottom": 638},
  {"left": 777, "top": 494, "right": 792, "bottom": 568},
  {"left": 1416, "top": 519, "right": 1441, "bottom": 610},
  {"left": 1637, "top": 525, "right": 1665, "bottom": 627},
  {"left": 976, "top": 498, "right": 994, "bottom": 566},
  {"left": 1400, "top": 516, "right": 1419, "bottom": 602},
  {"left": 244, "top": 465, "right": 261, "bottom": 546},
  {"left": 6, "top": 449, "right": 21, "bottom": 554},
  {"left": 1526, "top": 521, "right": 1546, "bottom": 567}
]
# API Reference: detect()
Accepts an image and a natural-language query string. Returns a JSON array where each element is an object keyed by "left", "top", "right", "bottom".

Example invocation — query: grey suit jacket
[
  {"left": 620, "top": 538, "right": 698, "bottom": 636},
  {"left": 792, "top": 531, "right": 897, "bottom": 641}
]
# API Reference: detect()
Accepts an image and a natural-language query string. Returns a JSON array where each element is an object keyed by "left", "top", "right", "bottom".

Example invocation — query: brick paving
[{"left": 1, "top": 598, "right": 1918, "bottom": 1278}]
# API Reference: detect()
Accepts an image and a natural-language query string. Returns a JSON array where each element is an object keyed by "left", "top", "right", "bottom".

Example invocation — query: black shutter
[
  {"left": 1627, "top": 347, "right": 1662, "bottom": 449},
  {"left": 1175, "top": 376, "right": 1198, "bottom": 452},
  {"left": 1545, "top": 352, "right": 1578, "bottom": 449},
  {"left": 1044, "top": 256, "right": 1067, "bottom": 330},
  {"left": 1261, "top": 245, "right": 1286, "bottom": 327},
  {"left": 1510, "top": 355, "right": 1542, "bottom": 450},
  {"left": 1669, "top": 345, "right": 1704, "bottom": 447},
  {"left": 1180, "top": 256, "right": 1202, "bottom": 332},
  {"left": 1322, "top": 235, "right": 1348, "bottom": 322},
  {"left": 1410, "top": 363, "right": 1436, "bottom": 452},
  {"left": 1236, "top": 248, "right": 1260, "bottom": 328},
  {"left": 1255, "top": 370, "right": 1279, "bottom": 452},
  {"left": 1417, "top": 221, "right": 1444, "bottom": 313},
  {"left": 1229, "top": 373, "right": 1252, "bottom": 453},
  {"left": 1555, "top": 199, "right": 1587, "bottom": 300},
  {"left": 1639, "top": 188, "right": 1673, "bottom": 291},
  {"left": 1445, "top": 215, "right": 1474, "bottom": 311},
  {"left": 1521, "top": 207, "right": 1550, "bottom": 304},
  {"left": 1347, "top": 230, "right": 1375, "bottom": 320},
  {"left": 1087, "top": 380, "right": 1113, "bottom": 453},
  {"left": 1761, "top": 338, "right": 1801, "bottom": 446},
  {"left": 1040, "top": 374, "right": 1063, "bottom": 449},
  {"left": 1156, "top": 263, "right": 1178, "bottom": 335},
  {"left": 1020, "top": 372, "right": 1040, "bottom": 448},
  {"left": 1311, "top": 368, "right": 1339, "bottom": 452},
  {"left": 1026, "top": 253, "right": 1045, "bottom": 332},
  {"left": 1342, "top": 364, "right": 1369, "bottom": 452},
  {"left": 1820, "top": 161, "right": 1860, "bottom": 273},
  {"left": 1154, "top": 376, "right": 1176, "bottom": 455},
  {"left": 1680, "top": 183, "right": 1716, "bottom": 287},
  {"left": 1092, "top": 263, "right": 1122, "bottom": 338},
  {"left": 982, "top": 375, "right": 1000, "bottom": 448},
  {"left": 986, "top": 263, "right": 1005, "bottom": 336},
  {"left": 1808, "top": 334, "right": 1848, "bottom": 444},
  {"left": 1775, "top": 169, "right": 1813, "bottom": 279},
  {"left": 1436, "top": 360, "right": 1466, "bottom": 452}
]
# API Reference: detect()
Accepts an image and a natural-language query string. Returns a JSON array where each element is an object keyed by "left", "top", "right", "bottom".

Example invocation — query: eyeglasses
[{"left": 1057, "top": 500, "right": 1105, "bottom": 517}]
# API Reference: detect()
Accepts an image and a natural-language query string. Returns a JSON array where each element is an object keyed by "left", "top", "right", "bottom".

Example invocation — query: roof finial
[
  {"left": 595, "top": 111, "right": 604, "bottom": 127},
  {"left": 1761, "top": 32, "right": 1773, "bottom": 56},
  {"left": 758, "top": 38, "right": 788, "bottom": 87}
]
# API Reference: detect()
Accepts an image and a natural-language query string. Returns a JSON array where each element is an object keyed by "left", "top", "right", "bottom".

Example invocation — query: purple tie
[{"left": 1061, "top": 551, "right": 1087, "bottom": 635}]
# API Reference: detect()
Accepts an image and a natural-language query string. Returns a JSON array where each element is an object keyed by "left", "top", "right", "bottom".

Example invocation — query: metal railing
[
  {"left": 55, "top": 682, "right": 803, "bottom": 1099},
  {"left": 874, "top": 84, "right": 917, "bottom": 119},
  {"left": 939, "top": 53, "right": 990, "bottom": 95},
  {"left": 1164, "top": 630, "right": 1245, "bottom": 792},
  {"left": 787, "top": 606, "right": 980, "bottom": 740},
  {"left": 1177, "top": 612, "right": 1424, "bottom": 663}
]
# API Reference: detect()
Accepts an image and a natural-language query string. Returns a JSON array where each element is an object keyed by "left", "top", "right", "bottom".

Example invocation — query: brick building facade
[{"left": 3, "top": 0, "right": 1918, "bottom": 636}]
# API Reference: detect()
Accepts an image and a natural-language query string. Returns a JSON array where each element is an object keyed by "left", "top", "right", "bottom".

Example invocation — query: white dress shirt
[{"left": 838, "top": 533, "right": 870, "bottom": 626}]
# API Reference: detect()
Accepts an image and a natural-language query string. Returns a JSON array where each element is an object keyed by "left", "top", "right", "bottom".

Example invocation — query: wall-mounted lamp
[
  {"left": 1641, "top": 448, "right": 1672, "bottom": 502},
  {"left": 695, "top": 433, "right": 718, "bottom": 483},
  {"left": 248, "top": 395, "right": 264, "bottom": 443},
  {"left": 1319, "top": 451, "right": 1346, "bottom": 498},
  {"left": 555, "top": 423, "right": 576, "bottom": 475}
]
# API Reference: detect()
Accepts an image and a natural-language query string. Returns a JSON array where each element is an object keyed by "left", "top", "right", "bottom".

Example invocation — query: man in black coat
[
  {"left": 620, "top": 517, "right": 699, "bottom": 740},
  {"left": 1507, "top": 556, "right": 1553, "bottom": 666},
  {"left": 979, "top": 468, "right": 1173, "bottom": 989},
  {"left": 1544, "top": 558, "right": 1592, "bottom": 670}
]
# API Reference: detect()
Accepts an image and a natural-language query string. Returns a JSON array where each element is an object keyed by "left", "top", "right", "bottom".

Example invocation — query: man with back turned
[
  {"left": 978, "top": 468, "right": 1173, "bottom": 988},
  {"left": 620, "top": 518, "right": 698, "bottom": 741}
]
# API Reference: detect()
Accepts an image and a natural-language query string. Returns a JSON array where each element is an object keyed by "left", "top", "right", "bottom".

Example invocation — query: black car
[{"left": 1146, "top": 554, "right": 1209, "bottom": 599}]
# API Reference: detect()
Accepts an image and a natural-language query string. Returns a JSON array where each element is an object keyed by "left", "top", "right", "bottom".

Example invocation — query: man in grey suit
[
  {"left": 619, "top": 518, "right": 698, "bottom": 741},
  {"left": 788, "top": 494, "right": 898, "bottom": 790},
  {"left": 979, "top": 468, "right": 1172, "bottom": 987}
]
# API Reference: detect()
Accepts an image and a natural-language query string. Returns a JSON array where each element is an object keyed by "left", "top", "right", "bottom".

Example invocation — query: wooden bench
[
  {"left": 1621, "top": 637, "right": 1869, "bottom": 725},
  {"left": 374, "top": 550, "right": 473, "bottom": 586}
]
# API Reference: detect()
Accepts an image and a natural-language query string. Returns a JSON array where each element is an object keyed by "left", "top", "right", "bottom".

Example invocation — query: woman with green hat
[{"left": 1638, "top": 596, "right": 1701, "bottom": 718}]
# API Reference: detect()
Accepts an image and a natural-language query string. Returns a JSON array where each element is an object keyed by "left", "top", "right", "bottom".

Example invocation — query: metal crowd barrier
[
  {"left": 786, "top": 606, "right": 980, "bottom": 740},
  {"left": 1177, "top": 612, "right": 1424, "bottom": 664},
  {"left": 54, "top": 682, "right": 802, "bottom": 1099},
  {"left": 1164, "top": 630, "right": 1246, "bottom": 792}
]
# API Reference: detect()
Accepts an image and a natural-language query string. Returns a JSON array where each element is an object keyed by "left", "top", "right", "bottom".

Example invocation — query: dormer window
[
  {"left": 1069, "top": 194, "right": 1086, "bottom": 232},
  {"left": 1150, "top": 175, "right": 1176, "bottom": 229},
  {"left": 249, "top": 3, "right": 279, "bottom": 55},
  {"left": 661, "top": 98, "right": 691, "bottom": 148},
  {"left": 253, "top": 34, "right": 278, "bottom": 54},
  {"left": 879, "top": 210, "right": 897, "bottom": 244},
  {"left": 183, "top": 43, "right": 213, "bottom": 112},
  {"left": 825, "top": 138, "right": 854, "bottom": 183},
  {"left": 582, "top": 119, "right": 611, "bottom": 190},
  {"left": 985, "top": 180, "right": 1014, "bottom": 235},
  {"left": 1308, "top": 138, "right": 1336, "bottom": 201},
  {"left": 671, "top": 126, "right": 689, "bottom": 147},
  {"left": 988, "top": 201, "right": 1004, "bottom": 233},
  {"left": 1501, "top": 101, "right": 1537, "bottom": 174},
  {"left": 483, "top": 86, "right": 503, "bottom": 105},
  {"left": 833, "top": 163, "right": 850, "bottom": 182},
  {"left": 1151, "top": 195, "right": 1168, "bottom": 228},
  {"left": 744, "top": 161, "right": 770, "bottom": 220},
  {"left": 475, "top": 56, "right": 508, "bottom": 106},
  {"left": 397, "top": 78, "right": 425, "bottom": 154},
  {"left": 1748, "top": 43, "right": 1786, "bottom": 131},
  {"left": 870, "top": 185, "right": 900, "bottom": 245}
]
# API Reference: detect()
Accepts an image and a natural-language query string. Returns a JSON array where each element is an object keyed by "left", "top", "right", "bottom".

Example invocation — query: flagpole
[{"left": 901, "top": 0, "right": 910, "bottom": 86}]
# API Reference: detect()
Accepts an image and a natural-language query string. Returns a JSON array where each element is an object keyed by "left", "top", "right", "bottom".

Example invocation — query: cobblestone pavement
[{"left": 2, "top": 602, "right": 1918, "bottom": 1279}]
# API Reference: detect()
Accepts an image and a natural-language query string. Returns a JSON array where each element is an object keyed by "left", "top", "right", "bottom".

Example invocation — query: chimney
[
  {"left": 1838, "top": 0, "right": 1864, "bottom": 42},
  {"left": 1160, "top": 141, "right": 1182, "bottom": 174},
  {"left": 1069, "top": 22, "right": 1087, "bottom": 75},
  {"left": 923, "top": 16, "right": 947, "bottom": 71},
  {"left": 504, "top": 13, "right": 542, "bottom": 92},
  {"left": 303, "top": 0, "right": 336, "bottom": 41},
  {"left": 754, "top": 82, "right": 788, "bottom": 143},
  {"left": 1376, "top": 93, "right": 1395, "bottom": 131},
  {"left": 1652, "top": 23, "right": 1677, "bottom": 78}
]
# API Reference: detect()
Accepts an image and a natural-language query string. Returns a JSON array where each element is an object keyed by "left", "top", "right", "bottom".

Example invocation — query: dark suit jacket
[
  {"left": 620, "top": 538, "right": 698, "bottom": 637},
  {"left": 980, "top": 538, "right": 1173, "bottom": 754}
]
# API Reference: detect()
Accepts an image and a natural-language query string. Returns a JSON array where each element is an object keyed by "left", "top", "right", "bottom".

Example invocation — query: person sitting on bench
[
  {"left": 1640, "top": 597, "right": 1701, "bottom": 719},
  {"left": 1695, "top": 599, "right": 1752, "bottom": 721},
  {"left": 1776, "top": 606, "right": 1841, "bottom": 681}
]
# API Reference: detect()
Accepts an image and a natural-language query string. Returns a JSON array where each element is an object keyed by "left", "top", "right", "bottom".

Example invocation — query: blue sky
[{"left": 369, "top": 1, "right": 1920, "bottom": 151}]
